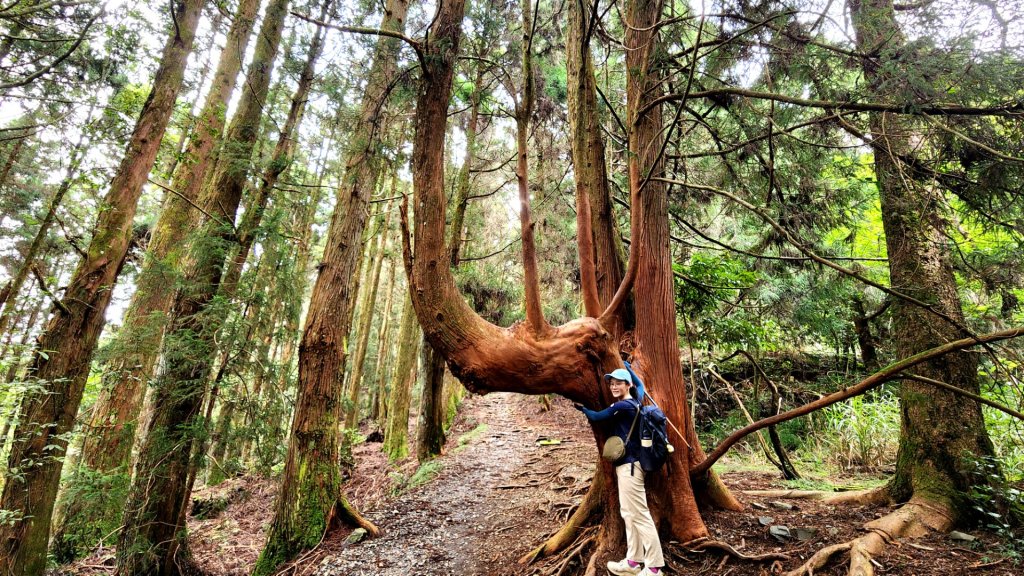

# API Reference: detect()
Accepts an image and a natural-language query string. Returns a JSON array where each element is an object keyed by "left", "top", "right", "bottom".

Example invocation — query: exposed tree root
[
  {"left": 783, "top": 497, "right": 953, "bottom": 576},
  {"left": 681, "top": 537, "right": 791, "bottom": 562},
  {"left": 742, "top": 485, "right": 891, "bottom": 506},
  {"left": 520, "top": 468, "right": 606, "bottom": 563},
  {"left": 333, "top": 495, "right": 380, "bottom": 536},
  {"left": 696, "top": 468, "right": 745, "bottom": 511}
]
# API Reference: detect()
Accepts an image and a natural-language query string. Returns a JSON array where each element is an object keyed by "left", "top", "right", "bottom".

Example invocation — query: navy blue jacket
[{"left": 582, "top": 399, "right": 641, "bottom": 466}]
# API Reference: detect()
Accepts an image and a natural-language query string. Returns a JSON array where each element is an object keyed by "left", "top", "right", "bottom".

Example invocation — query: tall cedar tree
[
  {"left": 116, "top": 0, "right": 290, "bottom": 573},
  {"left": 785, "top": 1, "right": 1004, "bottom": 572},
  {"left": 185, "top": 0, "right": 331, "bottom": 497},
  {"left": 252, "top": 0, "right": 411, "bottom": 570},
  {"left": 53, "top": 0, "right": 263, "bottom": 554},
  {"left": 345, "top": 202, "right": 392, "bottom": 429},
  {"left": 0, "top": 1, "right": 207, "bottom": 574}
]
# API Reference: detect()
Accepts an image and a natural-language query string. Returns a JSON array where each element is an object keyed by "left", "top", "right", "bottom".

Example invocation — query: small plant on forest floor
[
  {"left": 967, "top": 455, "right": 1024, "bottom": 562},
  {"left": 390, "top": 461, "right": 445, "bottom": 496},
  {"left": 454, "top": 424, "right": 488, "bottom": 452},
  {"left": 813, "top": 393, "right": 899, "bottom": 471}
]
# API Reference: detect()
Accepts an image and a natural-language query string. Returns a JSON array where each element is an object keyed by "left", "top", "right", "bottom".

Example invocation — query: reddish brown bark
[
  {"left": 514, "top": 0, "right": 546, "bottom": 337},
  {"left": 117, "top": 0, "right": 290, "bottom": 572},
  {"left": 566, "top": 0, "right": 624, "bottom": 326},
  {"left": 254, "top": 0, "right": 409, "bottom": 570},
  {"left": 404, "top": 0, "right": 745, "bottom": 565},
  {"left": 75, "top": 0, "right": 262, "bottom": 485},
  {"left": 0, "top": 2, "right": 207, "bottom": 574}
]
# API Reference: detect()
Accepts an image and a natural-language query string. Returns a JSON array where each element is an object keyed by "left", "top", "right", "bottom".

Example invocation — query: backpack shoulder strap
[{"left": 624, "top": 399, "right": 641, "bottom": 441}]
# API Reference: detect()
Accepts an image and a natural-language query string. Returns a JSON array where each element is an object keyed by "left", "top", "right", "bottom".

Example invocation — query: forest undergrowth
[{"left": 56, "top": 392, "right": 1022, "bottom": 576}]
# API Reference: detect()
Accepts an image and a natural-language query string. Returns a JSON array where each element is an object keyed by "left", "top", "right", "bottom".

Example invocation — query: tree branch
[
  {"left": 289, "top": 10, "right": 425, "bottom": 71},
  {"left": 642, "top": 87, "right": 1024, "bottom": 121},
  {"left": 691, "top": 327, "right": 1024, "bottom": 477}
]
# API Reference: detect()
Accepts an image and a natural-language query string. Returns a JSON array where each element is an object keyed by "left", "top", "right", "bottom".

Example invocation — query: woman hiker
[{"left": 575, "top": 367, "right": 665, "bottom": 576}]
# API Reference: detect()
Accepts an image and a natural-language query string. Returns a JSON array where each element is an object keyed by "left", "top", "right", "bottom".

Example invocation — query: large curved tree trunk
[
  {"left": 850, "top": 0, "right": 996, "bottom": 516},
  {"left": 405, "top": 0, "right": 745, "bottom": 566},
  {"left": 0, "top": 2, "right": 207, "bottom": 574}
]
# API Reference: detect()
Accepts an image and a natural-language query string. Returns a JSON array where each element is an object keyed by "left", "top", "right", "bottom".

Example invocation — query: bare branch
[{"left": 692, "top": 327, "right": 1024, "bottom": 477}]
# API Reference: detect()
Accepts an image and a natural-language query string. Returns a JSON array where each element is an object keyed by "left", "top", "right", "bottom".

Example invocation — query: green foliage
[
  {"left": 814, "top": 392, "right": 900, "bottom": 471},
  {"left": 967, "top": 455, "right": 1024, "bottom": 561},
  {"left": 456, "top": 423, "right": 488, "bottom": 450},
  {"left": 407, "top": 460, "right": 444, "bottom": 489}
]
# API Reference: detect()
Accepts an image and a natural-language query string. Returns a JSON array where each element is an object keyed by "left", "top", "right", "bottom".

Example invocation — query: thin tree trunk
[
  {"left": 344, "top": 201, "right": 393, "bottom": 428},
  {"left": 220, "top": 2, "right": 328, "bottom": 300},
  {"left": 252, "top": 0, "right": 409, "bottom": 570},
  {"left": 382, "top": 294, "right": 420, "bottom": 461},
  {"left": 370, "top": 258, "right": 397, "bottom": 423},
  {"left": 0, "top": 300, "right": 42, "bottom": 452},
  {"left": 566, "top": 0, "right": 624, "bottom": 325},
  {"left": 0, "top": 2, "right": 207, "bottom": 574},
  {"left": 181, "top": 3, "right": 330, "bottom": 491},
  {"left": 117, "top": 0, "right": 290, "bottom": 573},
  {"left": 447, "top": 66, "right": 481, "bottom": 268},
  {"left": 416, "top": 334, "right": 447, "bottom": 461},
  {"left": 0, "top": 115, "right": 91, "bottom": 335},
  {"left": 0, "top": 136, "right": 24, "bottom": 214},
  {"left": 514, "top": 0, "right": 546, "bottom": 336}
]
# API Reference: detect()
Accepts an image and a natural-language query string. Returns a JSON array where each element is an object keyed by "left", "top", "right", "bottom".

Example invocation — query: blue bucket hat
[{"left": 604, "top": 368, "right": 632, "bottom": 383}]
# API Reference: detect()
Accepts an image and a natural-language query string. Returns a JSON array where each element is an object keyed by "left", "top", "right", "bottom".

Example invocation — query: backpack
[
  {"left": 635, "top": 402, "right": 672, "bottom": 473},
  {"left": 622, "top": 361, "right": 673, "bottom": 473}
]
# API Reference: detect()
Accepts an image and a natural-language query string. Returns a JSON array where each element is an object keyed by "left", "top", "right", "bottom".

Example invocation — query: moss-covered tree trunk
[
  {"left": 0, "top": 2, "right": 207, "bottom": 574},
  {"left": 344, "top": 202, "right": 393, "bottom": 429},
  {"left": 116, "top": 1, "right": 290, "bottom": 573},
  {"left": 850, "top": 0, "right": 997, "bottom": 519},
  {"left": 252, "top": 0, "right": 409, "bottom": 571},
  {"left": 383, "top": 294, "right": 420, "bottom": 461},
  {"left": 73, "top": 0, "right": 261, "bottom": 485}
]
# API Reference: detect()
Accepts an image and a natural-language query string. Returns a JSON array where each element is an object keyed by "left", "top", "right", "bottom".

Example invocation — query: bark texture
[
  {"left": 383, "top": 294, "right": 420, "bottom": 461},
  {"left": 0, "top": 2, "right": 206, "bottom": 574},
  {"left": 54, "top": 0, "right": 262, "bottom": 555},
  {"left": 344, "top": 203, "right": 393, "bottom": 429},
  {"left": 849, "top": 0, "right": 997, "bottom": 514},
  {"left": 117, "top": 1, "right": 289, "bottom": 573},
  {"left": 253, "top": 0, "right": 409, "bottom": 570},
  {"left": 566, "top": 0, "right": 624, "bottom": 324}
]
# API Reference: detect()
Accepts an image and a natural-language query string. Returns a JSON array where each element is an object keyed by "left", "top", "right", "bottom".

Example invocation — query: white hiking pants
[{"left": 615, "top": 463, "right": 664, "bottom": 567}]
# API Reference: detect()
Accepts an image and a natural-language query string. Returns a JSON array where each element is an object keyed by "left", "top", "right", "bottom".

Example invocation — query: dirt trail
[{"left": 315, "top": 393, "right": 594, "bottom": 576}]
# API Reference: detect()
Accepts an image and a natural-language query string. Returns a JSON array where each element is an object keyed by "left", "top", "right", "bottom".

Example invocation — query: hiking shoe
[
  {"left": 639, "top": 568, "right": 663, "bottom": 576},
  {"left": 607, "top": 559, "right": 642, "bottom": 576}
]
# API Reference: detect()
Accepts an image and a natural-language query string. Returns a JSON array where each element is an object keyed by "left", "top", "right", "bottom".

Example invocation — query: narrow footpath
[{"left": 316, "top": 393, "right": 594, "bottom": 576}]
